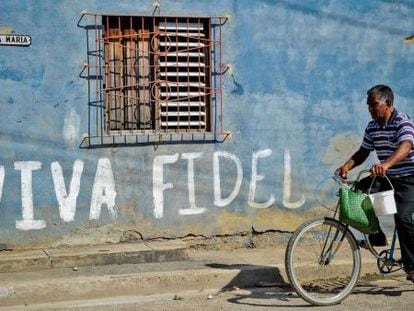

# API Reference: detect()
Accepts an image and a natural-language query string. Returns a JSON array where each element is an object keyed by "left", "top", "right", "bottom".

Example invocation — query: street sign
[{"left": 0, "top": 34, "right": 31, "bottom": 47}]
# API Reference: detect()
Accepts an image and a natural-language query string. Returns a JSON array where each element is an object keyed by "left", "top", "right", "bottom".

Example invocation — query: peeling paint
[{"left": 62, "top": 108, "right": 80, "bottom": 149}]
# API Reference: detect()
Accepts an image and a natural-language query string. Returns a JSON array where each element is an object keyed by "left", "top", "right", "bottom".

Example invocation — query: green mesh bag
[{"left": 339, "top": 187, "right": 380, "bottom": 234}]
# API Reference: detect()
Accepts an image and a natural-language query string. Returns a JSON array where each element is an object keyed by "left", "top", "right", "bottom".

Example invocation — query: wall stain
[{"left": 231, "top": 74, "right": 244, "bottom": 96}]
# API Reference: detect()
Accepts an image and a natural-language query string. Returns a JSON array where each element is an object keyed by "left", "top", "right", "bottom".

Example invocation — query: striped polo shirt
[{"left": 361, "top": 109, "right": 414, "bottom": 177}]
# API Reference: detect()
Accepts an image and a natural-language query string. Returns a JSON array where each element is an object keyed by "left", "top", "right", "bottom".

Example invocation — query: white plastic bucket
[{"left": 368, "top": 190, "right": 397, "bottom": 216}]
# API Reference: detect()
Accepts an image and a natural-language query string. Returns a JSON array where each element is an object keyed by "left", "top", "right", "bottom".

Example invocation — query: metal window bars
[{"left": 77, "top": 13, "right": 229, "bottom": 148}]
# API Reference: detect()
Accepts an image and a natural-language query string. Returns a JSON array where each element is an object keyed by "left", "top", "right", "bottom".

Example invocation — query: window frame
[{"left": 78, "top": 13, "right": 228, "bottom": 148}]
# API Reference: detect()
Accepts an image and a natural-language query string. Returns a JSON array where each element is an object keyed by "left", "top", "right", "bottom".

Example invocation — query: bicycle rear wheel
[{"left": 285, "top": 217, "right": 361, "bottom": 305}]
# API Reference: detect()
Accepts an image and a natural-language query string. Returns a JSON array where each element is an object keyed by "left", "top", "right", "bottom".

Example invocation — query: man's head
[{"left": 366, "top": 84, "right": 394, "bottom": 125}]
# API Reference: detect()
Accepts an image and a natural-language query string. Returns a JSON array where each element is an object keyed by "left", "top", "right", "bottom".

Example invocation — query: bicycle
[{"left": 284, "top": 169, "right": 403, "bottom": 306}]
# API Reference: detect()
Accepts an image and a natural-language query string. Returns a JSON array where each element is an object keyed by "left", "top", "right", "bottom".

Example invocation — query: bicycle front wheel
[{"left": 285, "top": 217, "right": 361, "bottom": 305}]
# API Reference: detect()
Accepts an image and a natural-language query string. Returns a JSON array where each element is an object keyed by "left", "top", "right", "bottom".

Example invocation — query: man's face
[{"left": 367, "top": 93, "right": 391, "bottom": 123}]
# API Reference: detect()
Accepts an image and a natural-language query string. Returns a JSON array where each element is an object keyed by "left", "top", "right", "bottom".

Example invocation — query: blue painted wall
[{"left": 1, "top": 0, "right": 414, "bottom": 248}]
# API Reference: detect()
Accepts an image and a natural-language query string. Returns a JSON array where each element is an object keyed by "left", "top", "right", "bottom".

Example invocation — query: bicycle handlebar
[
  {"left": 333, "top": 169, "right": 372, "bottom": 187},
  {"left": 332, "top": 172, "right": 347, "bottom": 184}
]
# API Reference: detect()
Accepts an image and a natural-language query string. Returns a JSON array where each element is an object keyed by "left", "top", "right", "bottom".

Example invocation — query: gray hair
[{"left": 367, "top": 85, "right": 394, "bottom": 106}]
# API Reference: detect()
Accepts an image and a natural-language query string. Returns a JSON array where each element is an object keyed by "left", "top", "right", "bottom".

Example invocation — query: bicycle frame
[
  {"left": 332, "top": 171, "right": 402, "bottom": 274},
  {"left": 389, "top": 228, "right": 399, "bottom": 261},
  {"left": 364, "top": 227, "right": 402, "bottom": 274}
]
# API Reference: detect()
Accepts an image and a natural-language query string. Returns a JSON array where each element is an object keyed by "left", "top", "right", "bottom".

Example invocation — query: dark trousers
[{"left": 357, "top": 175, "right": 414, "bottom": 271}]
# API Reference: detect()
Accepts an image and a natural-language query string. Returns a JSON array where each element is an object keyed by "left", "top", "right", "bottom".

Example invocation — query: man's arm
[
  {"left": 370, "top": 141, "right": 412, "bottom": 176},
  {"left": 337, "top": 147, "right": 371, "bottom": 178}
]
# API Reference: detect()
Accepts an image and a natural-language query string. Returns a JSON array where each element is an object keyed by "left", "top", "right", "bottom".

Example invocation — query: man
[{"left": 337, "top": 85, "right": 414, "bottom": 282}]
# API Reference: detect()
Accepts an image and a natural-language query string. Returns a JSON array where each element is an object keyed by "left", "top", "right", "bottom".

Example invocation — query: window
[{"left": 78, "top": 13, "right": 228, "bottom": 147}]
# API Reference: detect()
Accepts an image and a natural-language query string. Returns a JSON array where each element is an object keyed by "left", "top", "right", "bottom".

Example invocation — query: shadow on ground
[
  {"left": 206, "top": 263, "right": 414, "bottom": 308},
  {"left": 205, "top": 263, "right": 311, "bottom": 308}
]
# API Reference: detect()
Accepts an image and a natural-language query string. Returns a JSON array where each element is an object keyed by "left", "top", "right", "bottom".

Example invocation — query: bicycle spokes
[
  {"left": 319, "top": 227, "right": 347, "bottom": 265},
  {"left": 285, "top": 218, "right": 361, "bottom": 306}
]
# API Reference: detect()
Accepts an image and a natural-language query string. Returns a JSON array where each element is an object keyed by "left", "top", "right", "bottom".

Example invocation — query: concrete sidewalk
[{"left": 0, "top": 242, "right": 405, "bottom": 309}]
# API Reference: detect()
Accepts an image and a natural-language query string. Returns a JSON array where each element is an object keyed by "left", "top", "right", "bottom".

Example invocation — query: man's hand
[
  {"left": 336, "top": 166, "right": 350, "bottom": 179},
  {"left": 370, "top": 141, "right": 412, "bottom": 176},
  {"left": 370, "top": 163, "right": 390, "bottom": 176}
]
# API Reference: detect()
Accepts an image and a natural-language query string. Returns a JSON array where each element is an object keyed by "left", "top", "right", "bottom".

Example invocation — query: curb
[{"left": 0, "top": 241, "right": 187, "bottom": 273}]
